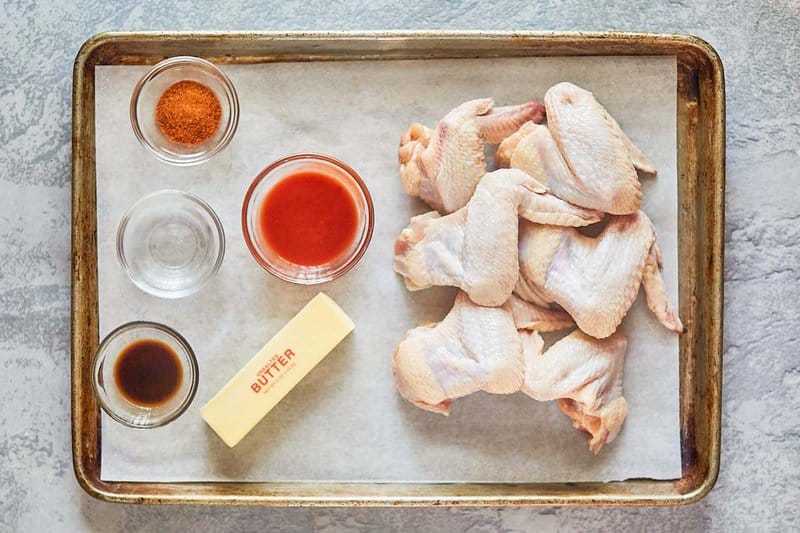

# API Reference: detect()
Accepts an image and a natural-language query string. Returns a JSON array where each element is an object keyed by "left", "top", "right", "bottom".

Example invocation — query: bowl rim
[
  {"left": 241, "top": 153, "right": 375, "bottom": 284},
  {"left": 91, "top": 320, "right": 199, "bottom": 429},
  {"left": 129, "top": 55, "right": 239, "bottom": 166}
]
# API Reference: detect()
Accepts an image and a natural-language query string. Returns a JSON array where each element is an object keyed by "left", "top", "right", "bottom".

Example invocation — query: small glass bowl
[
  {"left": 242, "top": 153, "right": 374, "bottom": 284},
  {"left": 130, "top": 56, "right": 239, "bottom": 166},
  {"left": 117, "top": 190, "right": 225, "bottom": 298},
  {"left": 93, "top": 321, "right": 198, "bottom": 428}
]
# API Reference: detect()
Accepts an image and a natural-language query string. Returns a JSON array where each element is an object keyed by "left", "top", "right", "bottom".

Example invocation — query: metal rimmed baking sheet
[{"left": 72, "top": 31, "right": 724, "bottom": 506}]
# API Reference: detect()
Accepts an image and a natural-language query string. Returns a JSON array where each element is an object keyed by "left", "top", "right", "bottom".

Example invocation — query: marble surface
[{"left": 0, "top": 0, "right": 797, "bottom": 531}]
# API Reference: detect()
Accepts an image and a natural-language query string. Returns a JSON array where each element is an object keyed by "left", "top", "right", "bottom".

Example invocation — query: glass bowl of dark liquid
[{"left": 92, "top": 322, "right": 198, "bottom": 428}]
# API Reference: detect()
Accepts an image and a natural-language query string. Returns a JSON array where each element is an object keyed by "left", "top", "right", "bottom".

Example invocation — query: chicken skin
[
  {"left": 522, "top": 329, "right": 628, "bottom": 454},
  {"left": 540, "top": 82, "right": 656, "bottom": 214},
  {"left": 394, "top": 169, "right": 602, "bottom": 307},
  {"left": 399, "top": 99, "right": 545, "bottom": 214},
  {"left": 393, "top": 292, "right": 571, "bottom": 415},
  {"left": 506, "top": 293, "right": 574, "bottom": 332},
  {"left": 496, "top": 121, "right": 606, "bottom": 210},
  {"left": 517, "top": 212, "right": 682, "bottom": 338}
]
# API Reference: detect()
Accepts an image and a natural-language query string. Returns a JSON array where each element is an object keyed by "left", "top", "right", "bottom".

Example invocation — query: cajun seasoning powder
[{"left": 155, "top": 80, "right": 222, "bottom": 145}]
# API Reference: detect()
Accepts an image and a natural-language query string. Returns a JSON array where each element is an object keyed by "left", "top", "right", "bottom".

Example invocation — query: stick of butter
[{"left": 201, "top": 292, "right": 354, "bottom": 447}]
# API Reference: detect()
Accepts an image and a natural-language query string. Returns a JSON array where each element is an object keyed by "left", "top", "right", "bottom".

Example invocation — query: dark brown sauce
[{"left": 114, "top": 339, "right": 182, "bottom": 407}]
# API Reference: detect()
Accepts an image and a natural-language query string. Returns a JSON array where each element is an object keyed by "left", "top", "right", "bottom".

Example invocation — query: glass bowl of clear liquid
[{"left": 117, "top": 190, "right": 225, "bottom": 298}]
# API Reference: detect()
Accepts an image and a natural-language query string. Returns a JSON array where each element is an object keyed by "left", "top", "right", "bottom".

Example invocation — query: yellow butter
[{"left": 201, "top": 292, "right": 354, "bottom": 447}]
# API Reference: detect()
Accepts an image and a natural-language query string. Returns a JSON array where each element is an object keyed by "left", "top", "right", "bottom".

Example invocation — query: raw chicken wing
[
  {"left": 544, "top": 82, "right": 655, "bottom": 214},
  {"left": 518, "top": 212, "right": 682, "bottom": 338},
  {"left": 393, "top": 292, "right": 572, "bottom": 415},
  {"left": 522, "top": 329, "right": 628, "bottom": 453},
  {"left": 496, "top": 121, "right": 608, "bottom": 210},
  {"left": 393, "top": 292, "right": 525, "bottom": 414},
  {"left": 399, "top": 99, "right": 545, "bottom": 214},
  {"left": 394, "top": 169, "right": 602, "bottom": 306}
]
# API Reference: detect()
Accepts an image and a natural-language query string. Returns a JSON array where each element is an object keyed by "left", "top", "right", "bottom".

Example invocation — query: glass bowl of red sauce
[{"left": 242, "top": 154, "right": 374, "bottom": 284}]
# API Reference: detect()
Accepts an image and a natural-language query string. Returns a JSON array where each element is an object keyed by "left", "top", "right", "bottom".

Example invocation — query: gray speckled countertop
[{"left": 1, "top": 1, "right": 798, "bottom": 531}]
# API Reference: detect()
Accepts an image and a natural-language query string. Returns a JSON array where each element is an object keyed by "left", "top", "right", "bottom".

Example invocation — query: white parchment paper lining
[{"left": 96, "top": 56, "right": 680, "bottom": 482}]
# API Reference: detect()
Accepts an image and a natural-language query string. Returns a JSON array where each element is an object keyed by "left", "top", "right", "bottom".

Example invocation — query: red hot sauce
[{"left": 257, "top": 170, "right": 359, "bottom": 266}]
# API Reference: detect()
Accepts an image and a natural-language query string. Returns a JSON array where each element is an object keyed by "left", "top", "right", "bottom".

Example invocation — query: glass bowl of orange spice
[{"left": 130, "top": 56, "right": 239, "bottom": 166}]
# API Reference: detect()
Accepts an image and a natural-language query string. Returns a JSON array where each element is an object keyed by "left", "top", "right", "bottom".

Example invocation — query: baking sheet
[{"left": 95, "top": 56, "right": 680, "bottom": 483}]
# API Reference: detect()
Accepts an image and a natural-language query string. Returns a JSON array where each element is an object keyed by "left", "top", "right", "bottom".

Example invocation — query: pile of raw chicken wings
[{"left": 392, "top": 82, "right": 682, "bottom": 454}]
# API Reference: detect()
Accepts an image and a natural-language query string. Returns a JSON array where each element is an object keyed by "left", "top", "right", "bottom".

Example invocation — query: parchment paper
[{"left": 95, "top": 56, "right": 680, "bottom": 482}]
